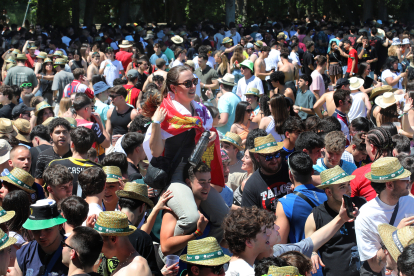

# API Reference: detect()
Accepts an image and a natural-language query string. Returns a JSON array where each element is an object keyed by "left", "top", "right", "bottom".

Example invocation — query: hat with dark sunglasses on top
[{"left": 249, "top": 134, "right": 283, "bottom": 154}]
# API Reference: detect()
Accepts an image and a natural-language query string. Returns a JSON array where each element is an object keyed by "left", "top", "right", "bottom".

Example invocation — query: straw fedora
[
  {"left": 23, "top": 199, "right": 67, "bottom": 230},
  {"left": 222, "top": 37, "right": 233, "bottom": 44},
  {"left": 254, "top": 40, "right": 264, "bottom": 48},
  {"left": 35, "top": 101, "right": 52, "bottom": 116},
  {"left": 349, "top": 77, "right": 365, "bottom": 90},
  {"left": 365, "top": 157, "right": 411, "bottom": 183},
  {"left": 0, "top": 228, "right": 17, "bottom": 251},
  {"left": 44, "top": 58, "right": 53, "bottom": 64},
  {"left": 63, "top": 117, "right": 77, "bottom": 128},
  {"left": 5, "top": 56, "right": 15, "bottom": 63},
  {"left": 116, "top": 182, "right": 154, "bottom": 208},
  {"left": 0, "top": 118, "right": 18, "bottom": 136},
  {"left": 249, "top": 134, "right": 284, "bottom": 154},
  {"left": 375, "top": 92, "right": 403, "bottom": 109},
  {"left": 119, "top": 40, "right": 132, "bottom": 48},
  {"left": 103, "top": 166, "right": 124, "bottom": 183},
  {"left": 277, "top": 32, "right": 288, "bottom": 39},
  {"left": 218, "top": 73, "right": 236, "bottom": 86},
  {"left": 13, "top": 118, "right": 31, "bottom": 143},
  {"left": 12, "top": 49, "right": 21, "bottom": 55},
  {"left": 370, "top": 85, "right": 397, "bottom": 100},
  {"left": 36, "top": 52, "right": 48, "bottom": 59},
  {"left": 171, "top": 35, "right": 184, "bottom": 44},
  {"left": 28, "top": 44, "right": 37, "bottom": 50},
  {"left": 94, "top": 211, "right": 136, "bottom": 236},
  {"left": 53, "top": 58, "right": 66, "bottom": 65},
  {"left": 41, "top": 116, "right": 56, "bottom": 127},
  {"left": 53, "top": 50, "right": 63, "bottom": 57},
  {"left": 268, "top": 266, "right": 300, "bottom": 276},
  {"left": 245, "top": 87, "right": 261, "bottom": 97},
  {"left": 180, "top": 237, "right": 231, "bottom": 266},
  {"left": 317, "top": 165, "right": 356, "bottom": 188},
  {"left": 0, "top": 168, "right": 36, "bottom": 193},
  {"left": 16, "top": 54, "right": 27, "bottom": 60},
  {"left": 378, "top": 224, "right": 414, "bottom": 262},
  {"left": 0, "top": 206, "right": 15, "bottom": 224},
  {"left": 220, "top": 132, "right": 244, "bottom": 150},
  {"left": 6, "top": 63, "right": 15, "bottom": 70}
]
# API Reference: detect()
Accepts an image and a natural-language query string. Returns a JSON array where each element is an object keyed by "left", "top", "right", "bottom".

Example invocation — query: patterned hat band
[
  {"left": 254, "top": 141, "right": 278, "bottom": 152},
  {"left": 186, "top": 249, "right": 224, "bottom": 261},
  {"left": 392, "top": 230, "right": 404, "bottom": 253},
  {"left": 371, "top": 166, "right": 404, "bottom": 181},
  {"left": 0, "top": 233, "right": 9, "bottom": 248},
  {"left": 322, "top": 172, "right": 348, "bottom": 186},
  {"left": 94, "top": 224, "right": 130, "bottom": 233},
  {"left": 0, "top": 209, "right": 6, "bottom": 217},
  {"left": 106, "top": 173, "right": 122, "bottom": 179},
  {"left": 7, "top": 173, "right": 32, "bottom": 190},
  {"left": 223, "top": 136, "right": 241, "bottom": 147}
]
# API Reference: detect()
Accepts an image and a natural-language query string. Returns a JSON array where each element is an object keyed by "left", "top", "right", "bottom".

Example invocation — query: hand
[
  {"left": 206, "top": 88, "right": 214, "bottom": 100},
  {"left": 311, "top": 252, "right": 325, "bottom": 274},
  {"left": 197, "top": 211, "right": 209, "bottom": 232},
  {"left": 154, "top": 190, "right": 173, "bottom": 212},
  {"left": 374, "top": 82, "right": 382, "bottom": 88},
  {"left": 403, "top": 97, "right": 413, "bottom": 113},
  {"left": 208, "top": 131, "right": 217, "bottom": 143},
  {"left": 90, "top": 112, "right": 102, "bottom": 124},
  {"left": 118, "top": 178, "right": 125, "bottom": 190},
  {"left": 161, "top": 262, "right": 179, "bottom": 276},
  {"left": 397, "top": 216, "right": 414, "bottom": 229},
  {"left": 339, "top": 198, "right": 359, "bottom": 223},
  {"left": 401, "top": 71, "right": 408, "bottom": 78},
  {"left": 152, "top": 106, "right": 167, "bottom": 123},
  {"left": 85, "top": 214, "right": 98, "bottom": 228}
]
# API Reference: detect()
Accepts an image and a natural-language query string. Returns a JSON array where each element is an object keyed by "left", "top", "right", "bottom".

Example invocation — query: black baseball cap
[
  {"left": 335, "top": 78, "right": 350, "bottom": 89},
  {"left": 12, "top": 103, "right": 34, "bottom": 119}
]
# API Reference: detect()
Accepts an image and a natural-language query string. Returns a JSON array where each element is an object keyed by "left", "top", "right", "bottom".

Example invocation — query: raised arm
[{"left": 149, "top": 106, "right": 167, "bottom": 157}]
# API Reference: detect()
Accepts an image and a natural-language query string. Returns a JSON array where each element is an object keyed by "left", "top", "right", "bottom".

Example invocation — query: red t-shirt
[
  {"left": 346, "top": 48, "right": 358, "bottom": 73},
  {"left": 350, "top": 163, "right": 376, "bottom": 201},
  {"left": 25, "top": 54, "right": 35, "bottom": 69},
  {"left": 123, "top": 84, "right": 140, "bottom": 108},
  {"left": 115, "top": 51, "right": 133, "bottom": 72}
]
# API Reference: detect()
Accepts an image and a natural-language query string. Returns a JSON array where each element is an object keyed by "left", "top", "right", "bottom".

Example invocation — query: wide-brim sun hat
[
  {"left": 0, "top": 206, "right": 15, "bottom": 224},
  {"left": 0, "top": 139, "right": 12, "bottom": 165},
  {"left": 220, "top": 132, "right": 244, "bottom": 151},
  {"left": 268, "top": 266, "right": 300, "bottom": 276},
  {"left": 119, "top": 40, "right": 132, "bottom": 48},
  {"left": 317, "top": 165, "right": 356, "bottom": 188},
  {"left": 103, "top": 166, "right": 125, "bottom": 183},
  {"left": 378, "top": 224, "right": 414, "bottom": 262},
  {"left": 218, "top": 73, "right": 236, "bottom": 86},
  {"left": 365, "top": 157, "right": 411, "bottom": 183},
  {"left": 375, "top": 92, "right": 403, "bottom": 109},
  {"left": 35, "top": 101, "right": 52, "bottom": 116},
  {"left": 116, "top": 182, "right": 154, "bottom": 208},
  {"left": 180, "top": 237, "right": 231, "bottom": 266},
  {"left": 0, "top": 118, "right": 18, "bottom": 137},
  {"left": 349, "top": 77, "right": 365, "bottom": 90},
  {"left": 23, "top": 199, "right": 67, "bottom": 230},
  {"left": 240, "top": 59, "right": 254, "bottom": 72},
  {"left": 171, "top": 35, "right": 184, "bottom": 44},
  {"left": 94, "top": 211, "right": 136, "bottom": 236},
  {"left": 0, "top": 167, "right": 36, "bottom": 194},
  {"left": 0, "top": 229, "right": 17, "bottom": 251},
  {"left": 249, "top": 134, "right": 284, "bottom": 154},
  {"left": 370, "top": 85, "right": 397, "bottom": 100}
]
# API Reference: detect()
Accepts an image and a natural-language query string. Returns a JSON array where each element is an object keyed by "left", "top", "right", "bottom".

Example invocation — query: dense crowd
[{"left": 0, "top": 15, "right": 414, "bottom": 276}]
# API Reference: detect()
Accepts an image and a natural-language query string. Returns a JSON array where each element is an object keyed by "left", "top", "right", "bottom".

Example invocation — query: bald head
[{"left": 9, "top": 145, "right": 31, "bottom": 172}]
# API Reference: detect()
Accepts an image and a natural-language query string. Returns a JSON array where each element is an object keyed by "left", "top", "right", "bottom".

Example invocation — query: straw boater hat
[
  {"left": 179, "top": 237, "right": 231, "bottom": 266},
  {"left": 119, "top": 40, "right": 132, "bottom": 48},
  {"left": 0, "top": 118, "right": 18, "bottom": 137},
  {"left": 317, "top": 166, "right": 356, "bottom": 188},
  {"left": 103, "top": 166, "right": 124, "bottom": 183},
  {"left": 53, "top": 50, "right": 63, "bottom": 57},
  {"left": 12, "top": 49, "right": 21, "bottom": 55},
  {"left": 116, "top": 182, "right": 154, "bottom": 208},
  {"left": 44, "top": 58, "right": 53, "bottom": 63},
  {"left": 6, "top": 63, "right": 15, "bottom": 70},
  {"left": 171, "top": 35, "right": 184, "bottom": 44},
  {"left": 378, "top": 224, "right": 414, "bottom": 263},
  {"left": 0, "top": 168, "right": 36, "bottom": 193},
  {"left": 220, "top": 132, "right": 244, "bottom": 151},
  {"left": 218, "top": 73, "right": 236, "bottom": 86},
  {"left": 63, "top": 55, "right": 68, "bottom": 63},
  {"left": 365, "top": 157, "right": 411, "bottom": 183},
  {"left": 375, "top": 92, "right": 404, "bottom": 109},
  {"left": 94, "top": 211, "right": 136, "bottom": 236},
  {"left": 0, "top": 228, "right": 17, "bottom": 251},
  {"left": 13, "top": 118, "right": 31, "bottom": 143},
  {"left": 254, "top": 40, "right": 264, "bottom": 48},
  {"left": 0, "top": 206, "right": 15, "bottom": 224},
  {"left": 268, "top": 266, "right": 300, "bottom": 276},
  {"left": 35, "top": 101, "right": 52, "bottom": 116},
  {"left": 349, "top": 77, "right": 365, "bottom": 90},
  {"left": 245, "top": 87, "right": 261, "bottom": 98},
  {"left": 23, "top": 199, "right": 67, "bottom": 230},
  {"left": 16, "top": 54, "right": 28, "bottom": 60},
  {"left": 36, "top": 52, "right": 48, "bottom": 59},
  {"left": 370, "top": 85, "right": 397, "bottom": 100},
  {"left": 249, "top": 134, "right": 284, "bottom": 154},
  {"left": 54, "top": 58, "right": 66, "bottom": 65},
  {"left": 222, "top": 37, "right": 233, "bottom": 44},
  {"left": 28, "top": 44, "right": 37, "bottom": 50}
]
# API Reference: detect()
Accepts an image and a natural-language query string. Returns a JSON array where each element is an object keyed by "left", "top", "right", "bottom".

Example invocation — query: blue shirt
[
  {"left": 216, "top": 91, "right": 241, "bottom": 136},
  {"left": 313, "top": 158, "right": 357, "bottom": 175},
  {"left": 220, "top": 185, "right": 234, "bottom": 208},
  {"left": 295, "top": 89, "right": 316, "bottom": 120},
  {"left": 149, "top": 53, "right": 169, "bottom": 66},
  {"left": 94, "top": 99, "right": 113, "bottom": 128},
  {"left": 279, "top": 184, "right": 327, "bottom": 243}
]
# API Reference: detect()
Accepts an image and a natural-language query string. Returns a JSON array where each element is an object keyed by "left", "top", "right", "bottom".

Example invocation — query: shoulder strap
[
  {"left": 41, "top": 243, "right": 63, "bottom": 276},
  {"left": 293, "top": 191, "right": 317, "bottom": 208},
  {"left": 35, "top": 146, "right": 42, "bottom": 154},
  {"left": 390, "top": 201, "right": 399, "bottom": 226}
]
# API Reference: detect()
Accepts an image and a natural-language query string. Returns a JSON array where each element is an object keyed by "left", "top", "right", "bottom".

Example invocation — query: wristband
[
  {"left": 300, "top": 106, "right": 302, "bottom": 111},
  {"left": 398, "top": 129, "right": 404, "bottom": 134},
  {"left": 192, "top": 232, "right": 198, "bottom": 238},
  {"left": 152, "top": 120, "right": 161, "bottom": 124}
]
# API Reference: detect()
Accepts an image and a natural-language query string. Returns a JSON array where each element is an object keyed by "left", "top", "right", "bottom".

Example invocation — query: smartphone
[{"left": 343, "top": 195, "right": 355, "bottom": 219}]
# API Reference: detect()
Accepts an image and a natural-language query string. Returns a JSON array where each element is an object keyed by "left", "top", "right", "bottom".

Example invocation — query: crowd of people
[{"left": 0, "top": 15, "right": 414, "bottom": 276}]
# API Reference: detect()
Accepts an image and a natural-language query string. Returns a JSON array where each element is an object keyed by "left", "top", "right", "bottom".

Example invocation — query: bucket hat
[
  {"left": 23, "top": 199, "right": 67, "bottom": 230},
  {"left": 268, "top": 266, "right": 300, "bottom": 276},
  {"left": 179, "top": 237, "right": 231, "bottom": 266},
  {"left": 13, "top": 118, "right": 31, "bottom": 143},
  {"left": 378, "top": 224, "right": 414, "bottom": 262},
  {"left": 370, "top": 85, "right": 397, "bottom": 100},
  {"left": 103, "top": 166, "right": 124, "bottom": 183},
  {"left": 0, "top": 229, "right": 17, "bottom": 251},
  {"left": 119, "top": 40, "right": 132, "bottom": 48},
  {"left": 220, "top": 132, "right": 244, "bottom": 151},
  {"left": 0, "top": 206, "right": 15, "bottom": 224},
  {"left": 317, "top": 166, "right": 356, "bottom": 188},
  {"left": 245, "top": 87, "right": 261, "bottom": 97},
  {"left": 375, "top": 92, "right": 403, "bottom": 109},
  {"left": 0, "top": 167, "right": 36, "bottom": 193},
  {"left": 349, "top": 77, "right": 365, "bottom": 90},
  {"left": 94, "top": 211, "right": 136, "bottom": 236},
  {"left": 171, "top": 35, "right": 184, "bottom": 44},
  {"left": 35, "top": 101, "right": 52, "bottom": 116},
  {"left": 93, "top": 81, "right": 111, "bottom": 95},
  {"left": 255, "top": 33, "right": 263, "bottom": 41},
  {"left": 365, "top": 157, "right": 411, "bottom": 183},
  {"left": 116, "top": 182, "right": 155, "bottom": 208},
  {"left": 218, "top": 73, "right": 236, "bottom": 86},
  {"left": 240, "top": 59, "right": 254, "bottom": 72},
  {"left": 249, "top": 134, "right": 284, "bottom": 154},
  {"left": 391, "top": 38, "right": 401, "bottom": 46},
  {"left": 222, "top": 37, "right": 233, "bottom": 44},
  {"left": 0, "top": 118, "right": 18, "bottom": 136},
  {"left": 0, "top": 140, "right": 12, "bottom": 165},
  {"left": 402, "top": 38, "right": 410, "bottom": 45}
]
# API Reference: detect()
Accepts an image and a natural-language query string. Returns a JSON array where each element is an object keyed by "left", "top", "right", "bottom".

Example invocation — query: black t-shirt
[
  {"left": 356, "top": 46, "right": 377, "bottom": 63},
  {"left": 35, "top": 147, "right": 72, "bottom": 179},
  {"left": 127, "top": 162, "right": 142, "bottom": 181},
  {"left": 30, "top": 144, "right": 52, "bottom": 176},
  {"left": 73, "top": 273, "right": 101, "bottom": 276},
  {"left": 0, "top": 103, "right": 16, "bottom": 119},
  {"left": 312, "top": 197, "right": 367, "bottom": 276},
  {"left": 48, "top": 157, "right": 101, "bottom": 196},
  {"left": 137, "top": 72, "right": 148, "bottom": 90},
  {"left": 302, "top": 51, "right": 314, "bottom": 77},
  {"left": 241, "top": 161, "right": 291, "bottom": 212},
  {"left": 345, "top": 34, "right": 358, "bottom": 47}
]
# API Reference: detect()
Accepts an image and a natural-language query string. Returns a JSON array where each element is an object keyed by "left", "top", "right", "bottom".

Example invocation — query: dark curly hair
[
  {"left": 279, "top": 251, "right": 313, "bottom": 275},
  {"left": 223, "top": 206, "right": 275, "bottom": 255}
]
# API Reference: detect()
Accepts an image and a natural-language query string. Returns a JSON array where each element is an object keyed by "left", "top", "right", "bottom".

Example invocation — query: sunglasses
[
  {"left": 259, "top": 151, "right": 281, "bottom": 161},
  {"left": 176, "top": 78, "right": 198, "bottom": 88},
  {"left": 245, "top": 109, "right": 253, "bottom": 113},
  {"left": 20, "top": 83, "right": 33, "bottom": 88},
  {"left": 109, "top": 94, "right": 120, "bottom": 99},
  {"left": 347, "top": 99, "right": 353, "bottom": 104},
  {"left": 61, "top": 240, "right": 75, "bottom": 250},
  {"left": 208, "top": 264, "right": 225, "bottom": 275}
]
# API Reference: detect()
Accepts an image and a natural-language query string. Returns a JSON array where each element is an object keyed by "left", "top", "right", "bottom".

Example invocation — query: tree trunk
[
  {"left": 377, "top": 0, "right": 387, "bottom": 21},
  {"left": 83, "top": 0, "right": 96, "bottom": 26},
  {"left": 225, "top": 0, "right": 235, "bottom": 25},
  {"left": 72, "top": 0, "right": 80, "bottom": 27},
  {"left": 362, "top": 0, "right": 373, "bottom": 21},
  {"left": 119, "top": 0, "right": 130, "bottom": 25}
]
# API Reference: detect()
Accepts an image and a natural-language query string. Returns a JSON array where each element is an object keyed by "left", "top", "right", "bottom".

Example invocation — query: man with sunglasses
[
  {"left": 332, "top": 89, "right": 353, "bottom": 144},
  {"left": 241, "top": 134, "right": 291, "bottom": 213},
  {"left": 12, "top": 103, "right": 34, "bottom": 121}
]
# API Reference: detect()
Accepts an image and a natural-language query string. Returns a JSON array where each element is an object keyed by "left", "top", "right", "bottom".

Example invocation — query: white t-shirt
[
  {"left": 348, "top": 91, "right": 367, "bottom": 122},
  {"left": 265, "top": 49, "right": 281, "bottom": 72},
  {"left": 100, "top": 59, "right": 124, "bottom": 87},
  {"left": 225, "top": 259, "right": 254, "bottom": 276},
  {"left": 170, "top": 59, "right": 184, "bottom": 68},
  {"left": 236, "top": 75, "right": 264, "bottom": 101},
  {"left": 214, "top": 33, "right": 225, "bottom": 49},
  {"left": 355, "top": 196, "right": 414, "bottom": 262},
  {"left": 381, "top": 69, "right": 403, "bottom": 89},
  {"left": 82, "top": 202, "right": 103, "bottom": 226}
]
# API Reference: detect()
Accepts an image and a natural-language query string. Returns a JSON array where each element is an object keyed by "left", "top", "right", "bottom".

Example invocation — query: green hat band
[
  {"left": 254, "top": 141, "right": 278, "bottom": 152},
  {"left": 94, "top": 224, "right": 130, "bottom": 234},
  {"left": 38, "top": 103, "right": 51, "bottom": 110},
  {"left": 371, "top": 166, "right": 404, "bottom": 181},
  {"left": 186, "top": 249, "right": 225, "bottom": 261},
  {"left": 7, "top": 173, "right": 32, "bottom": 190},
  {"left": 133, "top": 179, "right": 145, "bottom": 184},
  {"left": 0, "top": 233, "right": 9, "bottom": 248},
  {"left": 0, "top": 209, "right": 6, "bottom": 217},
  {"left": 107, "top": 173, "right": 121, "bottom": 179},
  {"left": 322, "top": 172, "right": 349, "bottom": 186},
  {"left": 223, "top": 136, "right": 241, "bottom": 147}
]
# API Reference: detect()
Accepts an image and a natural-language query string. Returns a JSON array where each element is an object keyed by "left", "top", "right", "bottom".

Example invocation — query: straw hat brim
[
  {"left": 0, "top": 178, "right": 36, "bottom": 193},
  {"left": 116, "top": 190, "right": 155, "bottom": 209},
  {"left": 23, "top": 215, "right": 67, "bottom": 230},
  {"left": 35, "top": 106, "right": 52, "bottom": 116},
  {"left": 365, "top": 168, "right": 411, "bottom": 183},
  {"left": 0, "top": 210, "right": 15, "bottom": 224},
  {"left": 179, "top": 254, "right": 231, "bottom": 266},
  {"left": 244, "top": 91, "right": 261, "bottom": 97},
  {"left": 97, "top": 225, "right": 137, "bottom": 236},
  {"left": 374, "top": 95, "right": 401, "bottom": 109},
  {"left": 220, "top": 137, "right": 244, "bottom": 151},
  {"left": 15, "top": 133, "right": 30, "bottom": 143},
  {"left": 106, "top": 177, "right": 126, "bottom": 183},
  {"left": 172, "top": 38, "right": 184, "bottom": 44},
  {"left": 378, "top": 224, "right": 401, "bottom": 262},
  {"left": 119, "top": 44, "right": 132, "bottom": 48},
  {"left": 370, "top": 88, "right": 398, "bottom": 100},
  {"left": 0, "top": 235, "right": 17, "bottom": 251},
  {"left": 350, "top": 80, "right": 365, "bottom": 90},
  {"left": 217, "top": 79, "right": 235, "bottom": 86},
  {"left": 316, "top": 175, "right": 356, "bottom": 188},
  {"left": 250, "top": 142, "right": 283, "bottom": 154}
]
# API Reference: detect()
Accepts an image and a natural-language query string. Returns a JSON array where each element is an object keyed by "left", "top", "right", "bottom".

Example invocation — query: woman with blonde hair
[
  {"left": 58, "top": 97, "right": 74, "bottom": 117},
  {"left": 214, "top": 50, "right": 230, "bottom": 78},
  {"left": 259, "top": 94, "right": 289, "bottom": 142},
  {"left": 230, "top": 45, "right": 246, "bottom": 93}
]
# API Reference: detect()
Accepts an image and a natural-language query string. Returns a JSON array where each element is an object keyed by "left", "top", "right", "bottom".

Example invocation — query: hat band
[
  {"left": 254, "top": 141, "right": 278, "bottom": 152},
  {"left": 0, "top": 209, "right": 6, "bottom": 217},
  {"left": 371, "top": 166, "right": 404, "bottom": 181},
  {"left": 223, "top": 136, "right": 241, "bottom": 147},
  {"left": 186, "top": 249, "right": 224, "bottom": 261},
  {"left": 94, "top": 223, "right": 130, "bottom": 234},
  {"left": 0, "top": 233, "right": 9, "bottom": 248},
  {"left": 392, "top": 230, "right": 404, "bottom": 253},
  {"left": 322, "top": 172, "right": 348, "bottom": 186},
  {"left": 7, "top": 173, "right": 32, "bottom": 190},
  {"left": 107, "top": 173, "right": 122, "bottom": 180},
  {"left": 246, "top": 91, "right": 259, "bottom": 96}
]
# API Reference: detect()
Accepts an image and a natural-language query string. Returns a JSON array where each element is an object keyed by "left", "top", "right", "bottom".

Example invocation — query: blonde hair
[
  {"left": 231, "top": 46, "right": 245, "bottom": 66},
  {"left": 58, "top": 97, "right": 72, "bottom": 117},
  {"left": 216, "top": 50, "right": 229, "bottom": 76},
  {"left": 388, "top": 45, "right": 399, "bottom": 57}
]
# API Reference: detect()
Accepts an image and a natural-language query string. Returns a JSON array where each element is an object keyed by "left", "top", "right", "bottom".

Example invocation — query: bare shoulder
[{"left": 128, "top": 256, "right": 151, "bottom": 275}]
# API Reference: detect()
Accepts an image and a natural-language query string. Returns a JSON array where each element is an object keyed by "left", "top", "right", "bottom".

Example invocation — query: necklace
[{"left": 117, "top": 250, "right": 136, "bottom": 269}]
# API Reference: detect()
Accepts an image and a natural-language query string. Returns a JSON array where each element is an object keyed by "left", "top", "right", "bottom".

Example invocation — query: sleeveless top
[
  {"left": 110, "top": 106, "right": 133, "bottom": 135},
  {"left": 328, "top": 51, "right": 341, "bottom": 63},
  {"left": 70, "top": 59, "right": 83, "bottom": 71},
  {"left": 265, "top": 116, "right": 285, "bottom": 142}
]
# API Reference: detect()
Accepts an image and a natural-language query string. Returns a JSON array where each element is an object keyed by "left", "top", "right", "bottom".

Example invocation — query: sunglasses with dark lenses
[
  {"left": 176, "top": 78, "right": 198, "bottom": 88},
  {"left": 245, "top": 109, "right": 253, "bottom": 113},
  {"left": 259, "top": 151, "right": 281, "bottom": 161}
]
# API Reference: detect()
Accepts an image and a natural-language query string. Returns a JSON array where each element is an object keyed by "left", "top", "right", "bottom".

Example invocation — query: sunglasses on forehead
[{"left": 176, "top": 78, "right": 198, "bottom": 88}]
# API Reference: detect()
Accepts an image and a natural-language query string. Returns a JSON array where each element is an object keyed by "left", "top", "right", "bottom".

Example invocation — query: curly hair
[
  {"left": 324, "top": 131, "right": 346, "bottom": 153},
  {"left": 279, "top": 251, "right": 313, "bottom": 275},
  {"left": 223, "top": 206, "right": 275, "bottom": 255}
]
